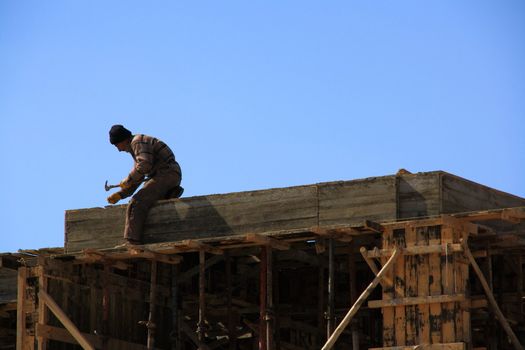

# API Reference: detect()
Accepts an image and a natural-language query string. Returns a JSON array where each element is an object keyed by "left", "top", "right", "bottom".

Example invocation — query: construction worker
[{"left": 107, "top": 125, "right": 183, "bottom": 245}]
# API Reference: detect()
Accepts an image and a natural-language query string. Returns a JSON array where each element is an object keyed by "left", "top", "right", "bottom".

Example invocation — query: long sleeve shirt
[{"left": 120, "top": 134, "right": 180, "bottom": 195}]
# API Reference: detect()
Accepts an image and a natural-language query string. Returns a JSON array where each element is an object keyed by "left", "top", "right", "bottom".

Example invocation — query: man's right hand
[{"left": 107, "top": 192, "right": 121, "bottom": 204}]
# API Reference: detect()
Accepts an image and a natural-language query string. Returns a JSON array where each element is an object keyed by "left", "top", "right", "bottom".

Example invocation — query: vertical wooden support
[
  {"left": 259, "top": 247, "right": 267, "bottom": 350},
  {"left": 147, "top": 260, "right": 158, "bottom": 350},
  {"left": 102, "top": 264, "right": 110, "bottom": 350},
  {"left": 348, "top": 250, "right": 359, "bottom": 349},
  {"left": 171, "top": 264, "right": 181, "bottom": 350},
  {"left": 404, "top": 226, "right": 417, "bottom": 345},
  {"left": 317, "top": 254, "right": 325, "bottom": 346},
  {"left": 416, "top": 226, "right": 430, "bottom": 344},
  {"left": 327, "top": 238, "right": 335, "bottom": 338},
  {"left": 464, "top": 243, "right": 524, "bottom": 350},
  {"left": 16, "top": 267, "right": 27, "bottom": 350},
  {"left": 382, "top": 228, "right": 395, "bottom": 346},
  {"left": 198, "top": 250, "right": 206, "bottom": 343},
  {"left": 394, "top": 228, "right": 406, "bottom": 346},
  {"left": 428, "top": 225, "right": 442, "bottom": 343},
  {"left": 266, "top": 246, "right": 274, "bottom": 350},
  {"left": 441, "top": 226, "right": 455, "bottom": 343},
  {"left": 226, "top": 252, "right": 236, "bottom": 350},
  {"left": 322, "top": 248, "right": 400, "bottom": 350},
  {"left": 37, "top": 266, "right": 49, "bottom": 350}
]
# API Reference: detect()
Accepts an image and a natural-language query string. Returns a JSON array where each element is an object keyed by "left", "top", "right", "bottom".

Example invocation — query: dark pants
[{"left": 124, "top": 169, "right": 181, "bottom": 242}]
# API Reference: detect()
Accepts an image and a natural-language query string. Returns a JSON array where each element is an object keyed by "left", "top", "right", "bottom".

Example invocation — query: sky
[{"left": 1, "top": 1, "right": 524, "bottom": 253}]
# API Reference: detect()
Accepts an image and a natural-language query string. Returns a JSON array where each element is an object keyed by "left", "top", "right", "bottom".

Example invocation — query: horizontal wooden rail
[
  {"left": 369, "top": 343, "right": 466, "bottom": 350},
  {"left": 364, "top": 244, "right": 463, "bottom": 258},
  {"left": 368, "top": 294, "right": 465, "bottom": 308}
]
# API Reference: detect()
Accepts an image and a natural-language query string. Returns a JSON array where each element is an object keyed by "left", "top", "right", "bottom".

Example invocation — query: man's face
[{"left": 115, "top": 140, "right": 129, "bottom": 152}]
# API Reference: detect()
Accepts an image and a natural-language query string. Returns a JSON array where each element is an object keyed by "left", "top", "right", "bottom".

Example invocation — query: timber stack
[{"left": 1, "top": 170, "right": 525, "bottom": 349}]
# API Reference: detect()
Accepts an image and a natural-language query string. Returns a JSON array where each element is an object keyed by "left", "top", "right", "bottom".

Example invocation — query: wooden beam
[
  {"left": 369, "top": 343, "right": 466, "bottom": 350},
  {"left": 245, "top": 234, "right": 290, "bottom": 251},
  {"left": 321, "top": 247, "right": 400, "bottom": 350},
  {"left": 463, "top": 243, "right": 524, "bottom": 350},
  {"left": 38, "top": 290, "right": 96, "bottom": 350},
  {"left": 368, "top": 294, "right": 466, "bottom": 308},
  {"left": 181, "top": 240, "right": 224, "bottom": 255},
  {"left": 364, "top": 243, "right": 463, "bottom": 258},
  {"left": 16, "top": 267, "right": 27, "bottom": 350},
  {"left": 359, "top": 247, "right": 400, "bottom": 294}
]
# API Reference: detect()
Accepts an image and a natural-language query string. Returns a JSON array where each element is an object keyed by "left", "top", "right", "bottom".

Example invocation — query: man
[{"left": 107, "top": 124, "right": 183, "bottom": 245}]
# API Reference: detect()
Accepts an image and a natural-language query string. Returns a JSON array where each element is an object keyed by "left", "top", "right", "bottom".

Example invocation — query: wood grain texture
[{"left": 65, "top": 171, "right": 525, "bottom": 252}]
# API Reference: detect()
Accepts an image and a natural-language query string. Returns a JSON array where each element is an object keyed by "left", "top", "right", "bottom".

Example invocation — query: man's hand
[
  {"left": 120, "top": 180, "right": 132, "bottom": 191},
  {"left": 107, "top": 192, "right": 121, "bottom": 204}
]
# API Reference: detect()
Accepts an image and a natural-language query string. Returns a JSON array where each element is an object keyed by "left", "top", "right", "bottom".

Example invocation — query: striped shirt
[{"left": 124, "top": 134, "right": 180, "bottom": 185}]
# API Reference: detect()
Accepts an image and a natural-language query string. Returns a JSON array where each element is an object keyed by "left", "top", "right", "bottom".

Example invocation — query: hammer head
[{"left": 105, "top": 180, "right": 119, "bottom": 191}]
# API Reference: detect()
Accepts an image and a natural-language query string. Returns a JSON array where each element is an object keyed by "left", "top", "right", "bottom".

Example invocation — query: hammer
[{"left": 104, "top": 180, "right": 120, "bottom": 192}]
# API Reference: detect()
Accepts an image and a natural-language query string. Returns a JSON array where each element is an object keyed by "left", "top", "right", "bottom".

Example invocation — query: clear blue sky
[{"left": 1, "top": 1, "right": 524, "bottom": 252}]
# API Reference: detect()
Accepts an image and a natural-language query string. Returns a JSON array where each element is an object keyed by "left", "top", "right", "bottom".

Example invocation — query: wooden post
[
  {"left": 327, "top": 238, "right": 335, "bottom": 337},
  {"left": 37, "top": 266, "right": 49, "bottom": 350},
  {"left": 16, "top": 267, "right": 27, "bottom": 350},
  {"left": 147, "top": 261, "right": 158, "bottom": 350},
  {"left": 171, "top": 264, "right": 181, "bottom": 350},
  {"left": 348, "top": 250, "right": 359, "bottom": 349},
  {"left": 198, "top": 250, "right": 206, "bottom": 344},
  {"left": 317, "top": 254, "right": 325, "bottom": 347},
  {"left": 463, "top": 243, "right": 524, "bottom": 350},
  {"left": 321, "top": 248, "right": 400, "bottom": 350},
  {"left": 259, "top": 247, "right": 267, "bottom": 350},
  {"left": 39, "top": 289, "right": 96, "bottom": 350},
  {"left": 102, "top": 264, "right": 110, "bottom": 350},
  {"left": 266, "top": 245, "right": 274, "bottom": 350},
  {"left": 225, "top": 252, "right": 236, "bottom": 350}
]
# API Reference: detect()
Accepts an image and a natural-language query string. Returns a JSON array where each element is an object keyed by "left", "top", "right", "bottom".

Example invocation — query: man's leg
[{"left": 124, "top": 175, "right": 179, "bottom": 243}]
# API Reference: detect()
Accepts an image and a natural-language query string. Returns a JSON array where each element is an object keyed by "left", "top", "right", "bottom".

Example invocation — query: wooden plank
[
  {"left": 365, "top": 244, "right": 463, "bottom": 258},
  {"left": 416, "top": 226, "right": 431, "bottom": 344},
  {"left": 393, "top": 228, "right": 406, "bottom": 346},
  {"left": 66, "top": 185, "right": 319, "bottom": 252},
  {"left": 404, "top": 226, "right": 417, "bottom": 345},
  {"left": 382, "top": 227, "right": 395, "bottom": 346},
  {"left": 16, "top": 267, "right": 26, "bottom": 350},
  {"left": 37, "top": 266, "right": 48, "bottom": 350},
  {"left": 369, "top": 294, "right": 466, "bottom": 308},
  {"left": 369, "top": 343, "right": 466, "bottom": 350},
  {"left": 39, "top": 289, "right": 95, "bottom": 350},
  {"left": 321, "top": 248, "right": 400, "bottom": 350},
  {"left": 319, "top": 176, "right": 397, "bottom": 227},
  {"left": 397, "top": 172, "right": 441, "bottom": 219},
  {"left": 428, "top": 225, "right": 442, "bottom": 343},
  {"left": 463, "top": 244, "right": 524, "bottom": 350},
  {"left": 441, "top": 226, "right": 455, "bottom": 343},
  {"left": 441, "top": 173, "right": 525, "bottom": 214}
]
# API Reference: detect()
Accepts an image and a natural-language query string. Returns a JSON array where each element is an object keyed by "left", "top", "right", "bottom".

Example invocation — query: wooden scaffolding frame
[{"left": 13, "top": 207, "right": 525, "bottom": 350}]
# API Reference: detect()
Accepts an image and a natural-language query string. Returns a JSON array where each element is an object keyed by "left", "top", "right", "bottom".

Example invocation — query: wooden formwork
[{"left": 10, "top": 207, "right": 525, "bottom": 350}]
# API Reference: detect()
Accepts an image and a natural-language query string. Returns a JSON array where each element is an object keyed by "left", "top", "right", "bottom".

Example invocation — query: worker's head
[{"left": 109, "top": 124, "right": 132, "bottom": 152}]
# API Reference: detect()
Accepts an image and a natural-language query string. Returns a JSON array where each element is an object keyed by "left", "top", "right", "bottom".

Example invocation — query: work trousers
[{"left": 124, "top": 169, "right": 181, "bottom": 242}]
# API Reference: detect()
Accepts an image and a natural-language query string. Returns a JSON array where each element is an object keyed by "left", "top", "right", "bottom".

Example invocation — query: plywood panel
[
  {"left": 319, "top": 176, "right": 397, "bottom": 227},
  {"left": 66, "top": 185, "right": 318, "bottom": 252},
  {"left": 397, "top": 173, "right": 441, "bottom": 219},
  {"left": 441, "top": 174, "right": 525, "bottom": 214}
]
